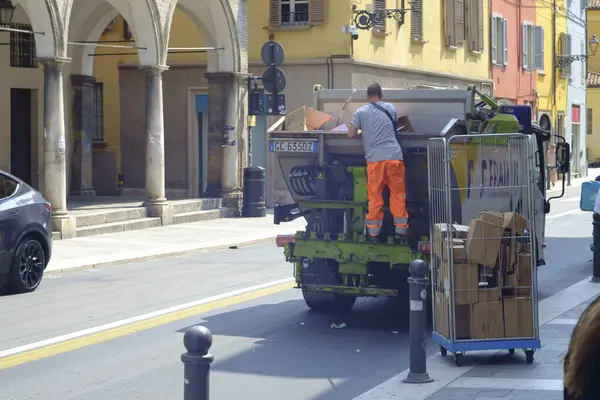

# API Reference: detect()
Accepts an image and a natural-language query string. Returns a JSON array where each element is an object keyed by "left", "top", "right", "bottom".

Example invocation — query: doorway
[
  {"left": 10, "top": 88, "right": 32, "bottom": 184},
  {"left": 572, "top": 124, "right": 580, "bottom": 176},
  {"left": 196, "top": 94, "right": 208, "bottom": 196}
]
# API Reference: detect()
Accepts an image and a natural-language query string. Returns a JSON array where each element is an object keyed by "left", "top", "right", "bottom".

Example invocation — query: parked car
[{"left": 0, "top": 170, "right": 53, "bottom": 294}]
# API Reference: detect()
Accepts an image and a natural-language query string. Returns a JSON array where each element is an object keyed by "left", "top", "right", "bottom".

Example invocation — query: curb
[{"left": 45, "top": 236, "right": 279, "bottom": 276}]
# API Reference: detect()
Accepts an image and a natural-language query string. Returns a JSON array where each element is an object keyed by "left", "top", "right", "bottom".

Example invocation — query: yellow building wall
[
  {"left": 247, "top": 1, "right": 352, "bottom": 61},
  {"left": 94, "top": 12, "right": 206, "bottom": 173},
  {"left": 536, "top": 0, "right": 567, "bottom": 131},
  {"left": 588, "top": 12, "right": 600, "bottom": 73},
  {"left": 351, "top": 0, "right": 489, "bottom": 80},
  {"left": 587, "top": 88, "right": 600, "bottom": 162}
]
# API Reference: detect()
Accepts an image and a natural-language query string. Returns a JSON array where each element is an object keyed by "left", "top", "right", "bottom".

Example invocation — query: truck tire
[{"left": 302, "top": 289, "right": 356, "bottom": 313}]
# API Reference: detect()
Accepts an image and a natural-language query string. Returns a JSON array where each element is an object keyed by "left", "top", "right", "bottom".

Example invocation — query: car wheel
[{"left": 6, "top": 238, "right": 46, "bottom": 294}]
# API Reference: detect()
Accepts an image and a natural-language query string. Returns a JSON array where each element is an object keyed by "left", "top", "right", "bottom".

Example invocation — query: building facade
[
  {"left": 587, "top": 1, "right": 600, "bottom": 165},
  {"left": 0, "top": 0, "right": 249, "bottom": 238},
  {"left": 566, "top": 0, "right": 588, "bottom": 178},
  {"left": 490, "top": 0, "right": 537, "bottom": 107},
  {"left": 536, "top": 0, "right": 568, "bottom": 141}
]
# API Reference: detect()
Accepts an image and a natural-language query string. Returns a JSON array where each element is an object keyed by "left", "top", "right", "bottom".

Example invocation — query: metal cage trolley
[{"left": 428, "top": 133, "right": 541, "bottom": 366}]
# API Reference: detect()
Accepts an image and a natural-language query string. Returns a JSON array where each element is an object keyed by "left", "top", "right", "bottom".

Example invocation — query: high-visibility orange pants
[{"left": 365, "top": 160, "right": 409, "bottom": 236}]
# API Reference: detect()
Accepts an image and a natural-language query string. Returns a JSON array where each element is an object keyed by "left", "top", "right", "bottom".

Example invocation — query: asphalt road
[{"left": 0, "top": 185, "right": 593, "bottom": 400}]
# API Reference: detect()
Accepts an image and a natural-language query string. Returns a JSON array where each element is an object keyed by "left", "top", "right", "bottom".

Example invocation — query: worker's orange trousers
[{"left": 365, "top": 160, "right": 409, "bottom": 236}]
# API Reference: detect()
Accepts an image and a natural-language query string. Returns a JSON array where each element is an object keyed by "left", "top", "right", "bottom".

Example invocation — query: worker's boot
[{"left": 367, "top": 235, "right": 380, "bottom": 244}]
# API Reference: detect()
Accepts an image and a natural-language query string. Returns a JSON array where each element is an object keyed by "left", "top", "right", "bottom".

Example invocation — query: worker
[{"left": 348, "top": 82, "right": 408, "bottom": 242}]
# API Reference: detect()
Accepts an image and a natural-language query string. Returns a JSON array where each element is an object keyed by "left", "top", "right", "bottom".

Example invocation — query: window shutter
[
  {"left": 534, "top": 26, "right": 543, "bottom": 70},
  {"left": 522, "top": 24, "right": 528, "bottom": 69},
  {"left": 411, "top": 0, "right": 423, "bottom": 41},
  {"left": 455, "top": 0, "right": 465, "bottom": 47},
  {"left": 477, "top": 0, "right": 484, "bottom": 52},
  {"left": 587, "top": 109, "right": 593, "bottom": 135},
  {"left": 309, "top": 0, "right": 326, "bottom": 25},
  {"left": 468, "top": 0, "right": 477, "bottom": 51},
  {"left": 446, "top": 0, "right": 456, "bottom": 47},
  {"left": 374, "top": 0, "right": 387, "bottom": 32},
  {"left": 503, "top": 19, "right": 508, "bottom": 65},
  {"left": 269, "top": 0, "right": 281, "bottom": 27},
  {"left": 491, "top": 16, "right": 497, "bottom": 64}
]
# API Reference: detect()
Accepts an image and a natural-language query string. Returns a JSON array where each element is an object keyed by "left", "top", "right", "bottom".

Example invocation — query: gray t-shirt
[{"left": 351, "top": 101, "right": 403, "bottom": 162}]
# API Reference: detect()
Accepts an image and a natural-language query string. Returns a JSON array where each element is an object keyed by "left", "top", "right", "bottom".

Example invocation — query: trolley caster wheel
[
  {"left": 508, "top": 349, "right": 515, "bottom": 355},
  {"left": 525, "top": 350, "right": 534, "bottom": 364},
  {"left": 440, "top": 347, "right": 447, "bottom": 357},
  {"left": 454, "top": 353, "right": 464, "bottom": 367}
]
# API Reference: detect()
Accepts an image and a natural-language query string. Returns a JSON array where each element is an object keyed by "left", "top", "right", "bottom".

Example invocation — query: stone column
[
  {"left": 142, "top": 66, "right": 173, "bottom": 225},
  {"left": 42, "top": 58, "right": 76, "bottom": 238},
  {"left": 70, "top": 75, "right": 96, "bottom": 196},
  {"left": 205, "top": 72, "right": 247, "bottom": 211}
]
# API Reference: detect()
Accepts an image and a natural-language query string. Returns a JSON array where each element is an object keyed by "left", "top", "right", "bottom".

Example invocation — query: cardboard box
[
  {"left": 516, "top": 287, "right": 532, "bottom": 297},
  {"left": 466, "top": 219, "right": 504, "bottom": 268},
  {"left": 440, "top": 262, "right": 479, "bottom": 305},
  {"left": 433, "top": 224, "right": 470, "bottom": 259},
  {"left": 479, "top": 211, "right": 505, "bottom": 227},
  {"left": 434, "top": 295, "right": 472, "bottom": 339},
  {"left": 478, "top": 287, "right": 501, "bottom": 303},
  {"left": 471, "top": 301, "right": 504, "bottom": 339},
  {"left": 505, "top": 273, "right": 518, "bottom": 287},
  {"left": 497, "top": 238, "right": 519, "bottom": 273},
  {"left": 503, "top": 212, "right": 528, "bottom": 235},
  {"left": 516, "top": 252, "right": 532, "bottom": 287},
  {"left": 503, "top": 297, "right": 534, "bottom": 338}
]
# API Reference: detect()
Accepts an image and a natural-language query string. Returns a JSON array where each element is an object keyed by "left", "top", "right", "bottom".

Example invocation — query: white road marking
[
  {"left": 0, "top": 277, "right": 294, "bottom": 359},
  {"left": 547, "top": 209, "right": 584, "bottom": 220},
  {"left": 546, "top": 318, "right": 579, "bottom": 325}
]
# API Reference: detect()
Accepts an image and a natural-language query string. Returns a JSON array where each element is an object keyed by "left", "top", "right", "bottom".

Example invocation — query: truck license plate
[{"left": 269, "top": 140, "right": 319, "bottom": 153}]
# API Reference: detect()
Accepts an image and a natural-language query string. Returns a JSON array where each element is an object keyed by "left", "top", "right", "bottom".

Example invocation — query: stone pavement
[
  {"left": 47, "top": 215, "right": 305, "bottom": 273},
  {"left": 354, "top": 276, "right": 600, "bottom": 400},
  {"left": 547, "top": 167, "right": 600, "bottom": 194}
]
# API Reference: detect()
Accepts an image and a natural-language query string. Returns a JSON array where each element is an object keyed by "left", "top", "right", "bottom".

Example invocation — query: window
[
  {"left": 491, "top": 15, "right": 507, "bottom": 66},
  {"left": 281, "top": 0, "right": 309, "bottom": 26},
  {"left": 0, "top": 174, "right": 19, "bottom": 200},
  {"left": 445, "top": 0, "right": 465, "bottom": 48},
  {"left": 468, "top": 0, "right": 484, "bottom": 53},
  {"left": 558, "top": 33, "right": 571, "bottom": 78},
  {"left": 522, "top": 22, "right": 534, "bottom": 70},
  {"left": 269, "top": 0, "right": 325, "bottom": 28},
  {"left": 534, "top": 26, "right": 544, "bottom": 72},
  {"left": 410, "top": 0, "right": 423, "bottom": 41},
  {"left": 10, "top": 23, "right": 38, "bottom": 69},
  {"left": 92, "top": 83, "right": 104, "bottom": 141},
  {"left": 587, "top": 109, "right": 593, "bottom": 136}
]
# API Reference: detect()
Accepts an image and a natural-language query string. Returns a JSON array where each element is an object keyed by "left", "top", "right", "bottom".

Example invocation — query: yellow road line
[{"left": 0, "top": 281, "right": 294, "bottom": 371}]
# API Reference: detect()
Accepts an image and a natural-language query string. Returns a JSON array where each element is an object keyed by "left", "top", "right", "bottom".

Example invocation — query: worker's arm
[{"left": 348, "top": 108, "right": 361, "bottom": 138}]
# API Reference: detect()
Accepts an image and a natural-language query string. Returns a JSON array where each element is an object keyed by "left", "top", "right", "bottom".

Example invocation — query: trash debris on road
[{"left": 330, "top": 322, "right": 346, "bottom": 329}]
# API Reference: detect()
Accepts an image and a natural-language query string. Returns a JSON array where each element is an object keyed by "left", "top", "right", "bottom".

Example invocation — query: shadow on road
[{"left": 178, "top": 293, "right": 436, "bottom": 400}]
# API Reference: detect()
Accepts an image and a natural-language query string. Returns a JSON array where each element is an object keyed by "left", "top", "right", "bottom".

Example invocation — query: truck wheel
[{"left": 303, "top": 289, "right": 356, "bottom": 313}]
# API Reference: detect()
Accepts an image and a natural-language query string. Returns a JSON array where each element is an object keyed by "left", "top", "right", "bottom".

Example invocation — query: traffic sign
[
  {"left": 261, "top": 41, "right": 285, "bottom": 67},
  {"left": 262, "top": 67, "right": 287, "bottom": 93}
]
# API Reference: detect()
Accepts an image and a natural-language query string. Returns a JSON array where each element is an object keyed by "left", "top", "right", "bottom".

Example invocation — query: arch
[
  {"left": 169, "top": 0, "right": 242, "bottom": 73},
  {"left": 68, "top": 0, "right": 162, "bottom": 76},
  {"left": 13, "top": 0, "right": 61, "bottom": 58}
]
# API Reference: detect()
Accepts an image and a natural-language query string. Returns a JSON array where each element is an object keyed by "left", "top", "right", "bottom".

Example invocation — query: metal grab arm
[{"left": 274, "top": 203, "right": 311, "bottom": 225}]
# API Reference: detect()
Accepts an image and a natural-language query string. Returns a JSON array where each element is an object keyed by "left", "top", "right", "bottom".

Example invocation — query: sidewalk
[
  {"left": 546, "top": 167, "right": 600, "bottom": 194},
  {"left": 354, "top": 276, "right": 600, "bottom": 400},
  {"left": 47, "top": 216, "right": 306, "bottom": 273}
]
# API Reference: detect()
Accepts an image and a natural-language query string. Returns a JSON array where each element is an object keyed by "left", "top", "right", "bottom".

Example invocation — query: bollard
[
  {"left": 593, "top": 222, "right": 600, "bottom": 282},
  {"left": 404, "top": 259, "right": 433, "bottom": 384},
  {"left": 181, "top": 325, "right": 214, "bottom": 400}
]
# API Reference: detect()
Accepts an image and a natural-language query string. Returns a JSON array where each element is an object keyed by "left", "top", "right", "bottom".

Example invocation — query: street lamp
[
  {"left": 0, "top": 0, "right": 15, "bottom": 27},
  {"left": 352, "top": 2, "right": 409, "bottom": 31},
  {"left": 555, "top": 33, "right": 600, "bottom": 69}
]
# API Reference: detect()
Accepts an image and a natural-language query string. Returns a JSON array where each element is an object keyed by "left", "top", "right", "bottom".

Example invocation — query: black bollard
[
  {"left": 181, "top": 325, "right": 214, "bottom": 400},
  {"left": 593, "top": 222, "right": 600, "bottom": 282},
  {"left": 404, "top": 259, "right": 433, "bottom": 384}
]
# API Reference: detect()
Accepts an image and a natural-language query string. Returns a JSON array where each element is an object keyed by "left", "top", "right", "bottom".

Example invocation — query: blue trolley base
[{"left": 432, "top": 331, "right": 541, "bottom": 366}]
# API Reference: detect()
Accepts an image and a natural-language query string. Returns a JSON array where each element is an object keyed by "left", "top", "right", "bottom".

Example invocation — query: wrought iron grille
[
  {"left": 10, "top": 23, "right": 37, "bottom": 68},
  {"left": 92, "top": 82, "right": 104, "bottom": 141}
]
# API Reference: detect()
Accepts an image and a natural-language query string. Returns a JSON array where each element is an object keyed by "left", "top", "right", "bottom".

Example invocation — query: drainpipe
[{"left": 326, "top": 54, "right": 352, "bottom": 89}]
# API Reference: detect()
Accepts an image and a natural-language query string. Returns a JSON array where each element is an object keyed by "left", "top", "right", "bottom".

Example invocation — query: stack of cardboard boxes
[{"left": 433, "top": 211, "right": 534, "bottom": 340}]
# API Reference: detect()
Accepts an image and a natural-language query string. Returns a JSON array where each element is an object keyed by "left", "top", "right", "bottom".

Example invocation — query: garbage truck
[{"left": 270, "top": 85, "right": 570, "bottom": 312}]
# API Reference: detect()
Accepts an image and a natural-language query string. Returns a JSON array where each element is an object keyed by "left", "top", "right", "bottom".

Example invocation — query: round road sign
[
  {"left": 262, "top": 67, "right": 287, "bottom": 93},
  {"left": 261, "top": 41, "right": 285, "bottom": 67}
]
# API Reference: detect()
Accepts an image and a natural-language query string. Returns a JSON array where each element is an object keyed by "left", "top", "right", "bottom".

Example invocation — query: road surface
[{"left": 0, "top": 185, "right": 592, "bottom": 400}]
